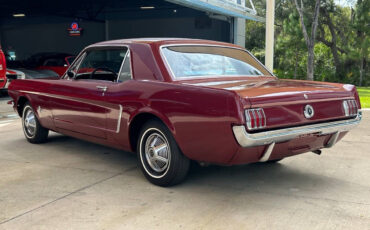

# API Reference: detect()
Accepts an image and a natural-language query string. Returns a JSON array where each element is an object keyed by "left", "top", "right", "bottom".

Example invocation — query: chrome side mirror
[{"left": 67, "top": 71, "right": 75, "bottom": 78}]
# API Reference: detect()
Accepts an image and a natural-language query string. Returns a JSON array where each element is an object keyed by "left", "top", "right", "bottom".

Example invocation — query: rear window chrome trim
[{"left": 159, "top": 43, "right": 275, "bottom": 81}]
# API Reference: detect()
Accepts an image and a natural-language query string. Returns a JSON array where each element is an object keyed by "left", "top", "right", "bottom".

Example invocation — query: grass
[{"left": 357, "top": 87, "right": 370, "bottom": 108}]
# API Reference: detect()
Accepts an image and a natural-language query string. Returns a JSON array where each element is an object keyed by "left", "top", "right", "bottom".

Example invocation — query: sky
[{"left": 334, "top": 0, "right": 356, "bottom": 7}]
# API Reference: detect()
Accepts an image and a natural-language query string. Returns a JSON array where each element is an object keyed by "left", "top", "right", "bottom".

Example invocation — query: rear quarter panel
[{"left": 126, "top": 80, "right": 245, "bottom": 164}]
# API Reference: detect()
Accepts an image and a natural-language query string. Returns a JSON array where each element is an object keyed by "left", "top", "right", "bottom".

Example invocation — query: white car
[{"left": 4, "top": 69, "right": 26, "bottom": 89}]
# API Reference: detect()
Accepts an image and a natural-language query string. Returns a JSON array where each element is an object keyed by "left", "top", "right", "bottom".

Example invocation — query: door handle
[
  {"left": 96, "top": 86, "right": 108, "bottom": 96},
  {"left": 96, "top": 86, "right": 108, "bottom": 92}
]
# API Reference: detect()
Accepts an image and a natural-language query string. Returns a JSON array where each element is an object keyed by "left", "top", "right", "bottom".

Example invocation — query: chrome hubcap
[
  {"left": 24, "top": 109, "right": 36, "bottom": 136},
  {"left": 144, "top": 133, "right": 170, "bottom": 173}
]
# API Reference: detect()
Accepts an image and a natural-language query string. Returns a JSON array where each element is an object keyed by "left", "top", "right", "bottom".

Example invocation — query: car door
[{"left": 49, "top": 47, "right": 128, "bottom": 139}]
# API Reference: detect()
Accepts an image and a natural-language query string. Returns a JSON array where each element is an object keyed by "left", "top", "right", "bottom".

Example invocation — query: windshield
[{"left": 162, "top": 46, "right": 271, "bottom": 79}]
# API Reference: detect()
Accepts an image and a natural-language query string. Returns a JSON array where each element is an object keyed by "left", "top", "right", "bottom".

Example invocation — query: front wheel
[
  {"left": 137, "top": 120, "right": 190, "bottom": 187},
  {"left": 22, "top": 103, "right": 49, "bottom": 143}
]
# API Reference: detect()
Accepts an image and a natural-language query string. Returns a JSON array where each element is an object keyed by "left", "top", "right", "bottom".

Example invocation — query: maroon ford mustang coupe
[{"left": 8, "top": 38, "right": 362, "bottom": 186}]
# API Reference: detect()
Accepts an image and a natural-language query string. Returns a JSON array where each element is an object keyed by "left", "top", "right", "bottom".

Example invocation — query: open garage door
[{"left": 0, "top": 0, "right": 232, "bottom": 61}]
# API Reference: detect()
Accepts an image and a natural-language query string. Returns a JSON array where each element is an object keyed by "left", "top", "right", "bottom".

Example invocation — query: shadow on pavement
[{"left": 22, "top": 132, "right": 329, "bottom": 195}]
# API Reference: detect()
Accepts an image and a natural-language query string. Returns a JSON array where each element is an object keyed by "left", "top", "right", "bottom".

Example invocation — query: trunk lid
[{"left": 181, "top": 77, "right": 357, "bottom": 129}]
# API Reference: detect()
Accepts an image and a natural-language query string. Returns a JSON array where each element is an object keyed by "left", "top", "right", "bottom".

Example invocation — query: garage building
[{"left": 0, "top": 0, "right": 266, "bottom": 59}]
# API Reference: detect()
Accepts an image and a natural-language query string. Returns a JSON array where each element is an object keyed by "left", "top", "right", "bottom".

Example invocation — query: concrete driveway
[{"left": 0, "top": 95, "right": 369, "bottom": 230}]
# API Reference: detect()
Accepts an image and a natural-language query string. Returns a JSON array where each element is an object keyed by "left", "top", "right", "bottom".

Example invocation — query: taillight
[
  {"left": 245, "top": 108, "right": 266, "bottom": 130},
  {"left": 342, "top": 100, "right": 358, "bottom": 117}
]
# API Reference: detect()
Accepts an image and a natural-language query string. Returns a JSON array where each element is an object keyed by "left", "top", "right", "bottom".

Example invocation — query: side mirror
[{"left": 67, "top": 71, "right": 75, "bottom": 78}]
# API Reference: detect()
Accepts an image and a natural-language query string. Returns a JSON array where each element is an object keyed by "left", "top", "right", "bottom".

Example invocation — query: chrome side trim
[
  {"left": 232, "top": 111, "right": 362, "bottom": 148},
  {"left": 19, "top": 90, "right": 108, "bottom": 109},
  {"left": 259, "top": 142, "right": 275, "bottom": 162},
  {"left": 116, "top": 104, "right": 123, "bottom": 133}
]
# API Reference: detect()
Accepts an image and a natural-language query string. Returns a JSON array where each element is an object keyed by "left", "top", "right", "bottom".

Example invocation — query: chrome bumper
[{"left": 232, "top": 111, "right": 362, "bottom": 161}]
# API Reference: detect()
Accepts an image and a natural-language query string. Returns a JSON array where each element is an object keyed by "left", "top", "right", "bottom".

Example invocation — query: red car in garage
[
  {"left": 28, "top": 53, "right": 75, "bottom": 77},
  {"left": 8, "top": 38, "right": 362, "bottom": 186},
  {"left": 0, "top": 49, "right": 7, "bottom": 92}
]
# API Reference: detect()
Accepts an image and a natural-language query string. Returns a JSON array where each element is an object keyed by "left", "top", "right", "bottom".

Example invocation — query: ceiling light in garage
[
  {"left": 13, "top": 13, "right": 26, "bottom": 17},
  {"left": 140, "top": 6, "right": 155, "bottom": 10}
]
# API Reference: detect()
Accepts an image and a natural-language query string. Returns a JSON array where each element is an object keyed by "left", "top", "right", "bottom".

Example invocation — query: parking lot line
[{"left": 0, "top": 122, "right": 12, "bottom": 128}]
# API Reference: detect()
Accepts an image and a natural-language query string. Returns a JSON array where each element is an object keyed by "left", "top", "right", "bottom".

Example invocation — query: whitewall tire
[
  {"left": 137, "top": 120, "right": 190, "bottom": 186},
  {"left": 22, "top": 103, "right": 49, "bottom": 143}
]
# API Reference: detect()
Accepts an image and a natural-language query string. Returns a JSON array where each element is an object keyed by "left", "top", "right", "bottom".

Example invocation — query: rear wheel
[
  {"left": 22, "top": 103, "right": 49, "bottom": 143},
  {"left": 137, "top": 120, "right": 190, "bottom": 186}
]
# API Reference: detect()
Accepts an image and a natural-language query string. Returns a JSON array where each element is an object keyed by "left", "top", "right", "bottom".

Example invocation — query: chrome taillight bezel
[
  {"left": 245, "top": 108, "right": 266, "bottom": 130},
  {"left": 342, "top": 99, "right": 358, "bottom": 117}
]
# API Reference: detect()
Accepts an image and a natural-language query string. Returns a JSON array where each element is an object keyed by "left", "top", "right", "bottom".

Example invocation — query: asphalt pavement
[{"left": 0, "top": 94, "right": 369, "bottom": 230}]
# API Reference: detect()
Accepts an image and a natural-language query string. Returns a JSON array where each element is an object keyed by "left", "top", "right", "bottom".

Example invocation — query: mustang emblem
[
  {"left": 304, "top": 105, "right": 314, "bottom": 119},
  {"left": 303, "top": 94, "right": 308, "bottom": 99}
]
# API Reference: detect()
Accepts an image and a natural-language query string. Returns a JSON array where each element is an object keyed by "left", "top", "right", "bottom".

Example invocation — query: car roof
[{"left": 90, "top": 38, "right": 242, "bottom": 49}]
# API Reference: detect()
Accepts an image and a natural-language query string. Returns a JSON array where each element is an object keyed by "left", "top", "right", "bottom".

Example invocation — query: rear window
[{"left": 161, "top": 46, "right": 271, "bottom": 79}]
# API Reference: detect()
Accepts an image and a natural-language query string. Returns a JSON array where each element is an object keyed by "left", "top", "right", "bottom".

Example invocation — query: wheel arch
[
  {"left": 16, "top": 95, "right": 31, "bottom": 117},
  {"left": 128, "top": 111, "right": 175, "bottom": 152}
]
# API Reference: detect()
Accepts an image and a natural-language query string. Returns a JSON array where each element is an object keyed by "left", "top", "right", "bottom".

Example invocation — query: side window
[
  {"left": 118, "top": 53, "right": 132, "bottom": 82},
  {"left": 76, "top": 48, "right": 127, "bottom": 82}
]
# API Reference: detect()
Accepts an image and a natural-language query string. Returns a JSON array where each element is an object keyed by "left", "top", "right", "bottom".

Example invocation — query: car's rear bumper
[{"left": 232, "top": 111, "right": 362, "bottom": 162}]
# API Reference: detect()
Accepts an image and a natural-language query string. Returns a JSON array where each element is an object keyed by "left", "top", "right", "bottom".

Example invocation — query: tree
[
  {"left": 316, "top": 1, "right": 352, "bottom": 80},
  {"left": 246, "top": 0, "right": 367, "bottom": 85},
  {"left": 293, "top": 0, "right": 321, "bottom": 80},
  {"left": 274, "top": 9, "right": 307, "bottom": 79},
  {"left": 353, "top": 0, "right": 369, "bottom": 86}
]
